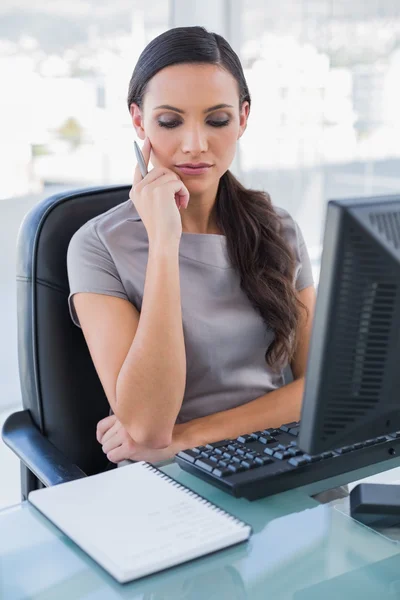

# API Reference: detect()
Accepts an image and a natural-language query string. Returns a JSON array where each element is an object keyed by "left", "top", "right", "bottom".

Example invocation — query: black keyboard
[{"left": 175, "top": 421, "right": 400, "bottom": 500}]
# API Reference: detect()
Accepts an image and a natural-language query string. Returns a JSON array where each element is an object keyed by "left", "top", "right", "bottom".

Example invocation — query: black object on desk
[
  {"left": 176, "top": 424, "right": 400, "bottom": 500},
  {"left": 177, "top": 194, "right": 400, "bottom": 513},
  {"left": 350, "top": 483, "right": 400, "bottom": 528}
]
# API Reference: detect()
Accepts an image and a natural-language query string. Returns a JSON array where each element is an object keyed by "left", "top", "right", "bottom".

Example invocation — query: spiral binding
[{"left": 141, "top": 461, "right": 251, "bottom": 530}]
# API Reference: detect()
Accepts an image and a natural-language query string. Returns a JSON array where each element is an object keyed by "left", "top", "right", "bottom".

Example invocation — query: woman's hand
[
  {"left": 96, "top": 415, "right": 191, "bottom": 464},
  {"left": 130, "top": 137, "right": 190, "bottom": 245}
]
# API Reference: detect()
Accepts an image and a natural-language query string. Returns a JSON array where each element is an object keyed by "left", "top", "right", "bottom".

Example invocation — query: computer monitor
[{"left": 298, "top": 194, "right": 400, "bottom": 456}]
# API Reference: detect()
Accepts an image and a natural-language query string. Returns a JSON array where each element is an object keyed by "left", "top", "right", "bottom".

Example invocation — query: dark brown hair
[{"left": 127, "top": 26, "right": 307, "bottom": 370}]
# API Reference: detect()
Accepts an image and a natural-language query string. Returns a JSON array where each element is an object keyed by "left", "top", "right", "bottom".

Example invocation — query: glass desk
[{"left": 2, "top": 462, "right": 400, "bottom": 599}]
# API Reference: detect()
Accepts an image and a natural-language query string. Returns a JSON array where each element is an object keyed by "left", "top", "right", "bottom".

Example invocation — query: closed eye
[{"left": 157, "top": 119, "right": 230, "bottom": 129}]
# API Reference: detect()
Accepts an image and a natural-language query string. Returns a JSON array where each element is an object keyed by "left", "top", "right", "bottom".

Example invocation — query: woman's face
[{"left": 130, "top": 63, "right": 249, "bottom": 196}]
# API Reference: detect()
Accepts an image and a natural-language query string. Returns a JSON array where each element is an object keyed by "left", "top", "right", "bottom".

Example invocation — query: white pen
[{"left": 134, "top": 141, "right": 148, "bottom": 178}]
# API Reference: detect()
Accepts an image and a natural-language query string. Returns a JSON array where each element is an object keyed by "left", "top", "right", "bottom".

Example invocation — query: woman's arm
[
  {"left": 75, "top": 241, "right": 186, "bottom": 449},
  {"left": 181, "top": 285, "right": 317, "bottom": 447},
  {"left": 98, "top": 286, "right": 317, "bottom": 461}
]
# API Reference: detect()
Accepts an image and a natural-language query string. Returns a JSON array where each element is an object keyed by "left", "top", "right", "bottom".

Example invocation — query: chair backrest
[{"left": 17, "top": 184, "right": 131, "bottom": 476}]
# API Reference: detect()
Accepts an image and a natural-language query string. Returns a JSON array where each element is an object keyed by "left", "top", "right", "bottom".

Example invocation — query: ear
[
  {"left": 129, "top": 103, "right": 146, "bottom": 140},
  {"left": 237, "top": 101, "right": 250, "bottom": 140}
]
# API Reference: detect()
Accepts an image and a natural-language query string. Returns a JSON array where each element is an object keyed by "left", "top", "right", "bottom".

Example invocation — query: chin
[{"left": 185, "top": 180, "right": 216, "bottom": 195}]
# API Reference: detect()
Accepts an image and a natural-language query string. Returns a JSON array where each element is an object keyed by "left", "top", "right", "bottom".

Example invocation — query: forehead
[{"left": 144, "top": 63, "right": 239, "bottom": 108}]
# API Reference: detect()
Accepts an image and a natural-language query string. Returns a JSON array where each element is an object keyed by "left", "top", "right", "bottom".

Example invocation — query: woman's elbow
[
  {"left": 126, "top": 423, "right": 173, "bottom": 449},
  {"left": 135, "top": 432, "right": 172, "bottom": 449},
  {"left": 113, "top": 401, "right": 174, "bottom": 449}
]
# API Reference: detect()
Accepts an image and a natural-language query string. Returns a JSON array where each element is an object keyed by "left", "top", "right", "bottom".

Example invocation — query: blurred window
[
  {"left": 237, "top": 0, "right": 400, "bottom": 284},
  {"left": 0, "top": 0, "right": 170, "bottom": 413}
]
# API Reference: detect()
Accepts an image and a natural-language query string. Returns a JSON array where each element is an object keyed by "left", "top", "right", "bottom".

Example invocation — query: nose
[{"left": 181, "top": 124, "right": 208, "bottom": 155}]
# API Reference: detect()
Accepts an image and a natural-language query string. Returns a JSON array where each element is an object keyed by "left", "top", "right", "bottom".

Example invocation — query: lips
[
  {"left": 176, "top": 163, "right": 212, "bottom": 168},
  {"left": 175, "top": 164, "right": 213, "bottom": 176}
]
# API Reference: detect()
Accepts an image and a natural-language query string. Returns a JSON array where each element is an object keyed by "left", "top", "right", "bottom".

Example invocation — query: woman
[{"left": 67, "top": 25, "right": 316, "bottom": 466}]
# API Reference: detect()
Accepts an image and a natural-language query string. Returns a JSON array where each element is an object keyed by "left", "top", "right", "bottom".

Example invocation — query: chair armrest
[{"left": 1, "top": 409, "right": 87, "bottom": 488}]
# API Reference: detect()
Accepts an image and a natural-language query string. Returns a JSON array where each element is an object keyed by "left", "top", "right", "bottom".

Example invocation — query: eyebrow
[{"left": 153, "top": 103, "right": 234, "bottom": 114}]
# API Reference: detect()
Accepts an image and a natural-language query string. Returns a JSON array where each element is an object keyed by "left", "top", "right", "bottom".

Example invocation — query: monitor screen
[{"left": 298, "top": 195, "right": 400, "bottom": 455}]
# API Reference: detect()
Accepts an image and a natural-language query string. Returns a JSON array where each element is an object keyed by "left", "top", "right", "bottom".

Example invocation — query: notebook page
[{"left": 28, "top": 461, "right": 251, "bottom": 582}]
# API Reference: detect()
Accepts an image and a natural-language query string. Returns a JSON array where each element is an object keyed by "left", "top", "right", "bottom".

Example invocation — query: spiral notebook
[{"left": 28, "top": 461, "right": 252, "bottom": 583}]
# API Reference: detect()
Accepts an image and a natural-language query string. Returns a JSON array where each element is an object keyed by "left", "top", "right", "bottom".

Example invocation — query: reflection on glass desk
[
  {"left": 294, "top": 554, "right": 400, "bottom": 600},
  {"left": 2, "top": 462, "right": 400, "bottom": 599}
]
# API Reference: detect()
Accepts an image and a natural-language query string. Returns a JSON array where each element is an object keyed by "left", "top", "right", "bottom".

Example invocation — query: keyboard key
[
  {"left": 232, "top": 456, "right": 241, "bottom": 464},
  {"left": 191, "top": 447, "right": 202, "bottom": 454},
  {"left": 254, "top": 456, "right": 273, "bottom": 466},
  {"left": 280, "top": 422, "right": 299, "bottom": 433},
  {"left": 239, "top": 462, "right": 251, "bottom": 469},
  {"left": 227, "top": 444, "right": 238, "bottom": 451},
  {"left": 279, "top": 425, "right": 291, "bottom": 433},
  {"left": 274, "top": 451, "right": 291, "bottom": 460},
  {"left": 194, "top": 458, "right": 216, "bottom": 472},
  {"left": 235, "top": 465, "right": 246, "bottom": 473},
  {"left": 214, "top": 448, "right": 223, "bottom": 455},
  {"left": 178, "top": 450, "right": 198, "bottom": 463},
  {"left": 258, "top": 436, "right": 276, "bottom": 445},
  {"left": 223, "top": 452, "right": 233, "bottom": 459},
  {"left": 288, "top": 447, "right": 303, "bottom": 457},
  {"left": 218, "top": 460, "right": 228, "bottom": 468},
  {"left": 200, "top": 450, "right": 212, "bottom": 458},
  {"left": 241, "top": 460, "right": 256, "bottom": 469},
  {"left": 288, "top": 427, "right": 300, "bottom": 436},
  {"left": 302, "top": 454, "right": 322, "bottom": 463},
  {"left": 264, "top": 447, "right": 276, "bottom": 456},
  {"left": 206, "top": 440, "right": 230, "bottom": 449},
  {"left": 236, "top": 448, "right": 245, "bottom": 456},
  {"left": 227, "top": 464, "right": 238, "bottom": 473},
  {"left": 237, "top": 435, "right": 253, "bottom": 443},
  {"left": 335, "top": 446, "right": 353, "bottom": 454},
  {"left": 288, "top": 457, "right": 308, "bottom": 467},
  {"left": 245, "top": 452, "right": 257, "bottom": 459},
  {"left": 209, "top": 455, "right": 219, "bottom": 463},
  {"left": 321, "top": 451, "right": 335, "bottom": 459},
  {"left": 213, "top": 467, "right": 231, "bottom": 478}
]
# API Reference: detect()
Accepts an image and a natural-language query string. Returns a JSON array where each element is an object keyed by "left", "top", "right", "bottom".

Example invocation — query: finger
[
  {"left": 142, "top": 169, "right": 180, "bottom": 192},
  {"left": 102, "top": 431, "right": 123, "bottom": 455},
  {"left": 107, "top": 444, "right": 132, "bottom": 464},
  {"left": 137, "top": 166, "right": 179, "bottom": 191},
  {"left": 158, "top": 179, "right": 190, "bottom": 209},
  {"left": 97, "top": 419, "right": 117, "bottom": 445},
  {"left": 96, "top": 415, "right": 117, "bottom": 443},
  {"left": 100, "top": 420, "right": 122, "bottom": 446},
  {"left": 133, "top": 137, "right": 151, "bottom": 186}
]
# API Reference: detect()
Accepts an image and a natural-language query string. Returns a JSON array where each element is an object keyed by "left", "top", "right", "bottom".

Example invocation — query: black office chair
[{"left": 1, "top": 184, "right": 132, "bottom": 501}]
